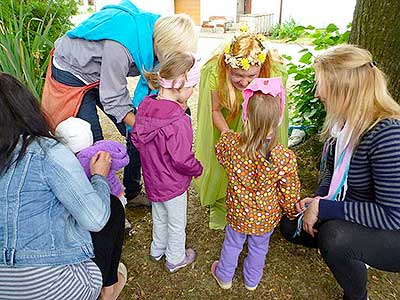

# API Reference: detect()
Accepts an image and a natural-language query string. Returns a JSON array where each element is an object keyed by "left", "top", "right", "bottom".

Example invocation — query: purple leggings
[{"left": 216, "top": 225, "right": 273, "bottom": 287}]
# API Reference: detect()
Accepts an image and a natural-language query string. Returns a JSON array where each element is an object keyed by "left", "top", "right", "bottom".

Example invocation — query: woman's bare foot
[{"left": 99, "top": 263, "right": 127, "bottom": 300}]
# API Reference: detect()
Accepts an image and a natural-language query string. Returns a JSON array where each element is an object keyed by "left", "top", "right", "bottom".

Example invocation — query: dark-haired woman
[{"left": 0, "top": 72, "right": 120, "bottom": 300}]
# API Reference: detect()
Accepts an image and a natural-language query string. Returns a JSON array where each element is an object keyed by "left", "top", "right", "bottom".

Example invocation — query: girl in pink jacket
[{"left": 131, "top": 51, "right": 202, "bottom": 273}]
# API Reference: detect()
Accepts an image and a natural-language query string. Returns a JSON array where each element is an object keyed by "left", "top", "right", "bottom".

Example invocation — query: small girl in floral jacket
[{"left": 211, "top": 78, "right": 300, "bottom": 291}]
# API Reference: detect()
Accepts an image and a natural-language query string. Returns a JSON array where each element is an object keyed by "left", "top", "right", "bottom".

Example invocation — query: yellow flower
[
  {"left": 239, "top": 25, "right": 249, "bottom": 33},
  {"left": 240, "top": 57, "right": 250, "bottom": 70},
  {"left": 257, "top": 33, "right": 266, "bottom": 42},
  {"left": 258, "top": 52, "right": 266, "bottom": 64},
  {"left": 224, "top": 43, "right": 231, "bottom": 54}
]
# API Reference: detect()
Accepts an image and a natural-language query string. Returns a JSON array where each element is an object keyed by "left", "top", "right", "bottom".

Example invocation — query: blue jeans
[{"left": 51, "top": 64, "right": 142, "bottom": 197}]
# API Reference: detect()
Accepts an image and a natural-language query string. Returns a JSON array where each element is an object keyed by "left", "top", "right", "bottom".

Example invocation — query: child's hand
[{"left": 90, "top": 151, "right": 112, "bottom": 177}]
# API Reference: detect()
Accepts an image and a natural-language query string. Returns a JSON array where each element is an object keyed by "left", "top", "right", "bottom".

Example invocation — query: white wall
[
  {"left": 95, "top": 0, "right": 175, "bottom": 15},
  {"left": 94, "top": 0, "right": 356, "bottom": 30},
  {"left": 252, "top": 0, "right": 280, "bottom": 24},
  {"left": 95, "top": 0, "right": 119, "bottom": 11},
  {"left": 252, "top": 0, "right": 356, "bottom": 30},
  {"left": 201, "top": 0, "right": 237, "bottom": 22},
  {"left": 131, "top": 0, "right": 174, "bottom": 15}
]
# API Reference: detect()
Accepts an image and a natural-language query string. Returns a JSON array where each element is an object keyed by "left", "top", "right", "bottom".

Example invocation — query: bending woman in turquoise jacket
[{"left": 41, "top": 0, "right": 198, "bottom": 206}]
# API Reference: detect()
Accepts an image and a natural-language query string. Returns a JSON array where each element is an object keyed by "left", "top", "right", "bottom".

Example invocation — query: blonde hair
[
  {"left": 144, "top": 51, "right": 194, "bottom": 90},
  {"left": 239, "top": 92, "right": 280, "bottom": 160},
  {"left": 153, "top": 14, "right": 197, "bottom": 62},
  {"left": 314, "top": 44, "right": 400, "bottom": 147},
  {"left": 216, "top": 34, "right": 278, "bottom": 122}
]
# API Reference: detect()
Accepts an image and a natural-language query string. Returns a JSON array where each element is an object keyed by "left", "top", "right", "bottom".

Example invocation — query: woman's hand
[
  {"left": 295, "top": 196, "right": 321, "bottom": 213},
  {"left": 303, "top": 198, "right": 320, "bottom": 237},
  {"left": 90, "top": 151, "right": 112, "bottom": 177},
  {"left": 123, "top": 111, "right": 135, "bottom": 127}
]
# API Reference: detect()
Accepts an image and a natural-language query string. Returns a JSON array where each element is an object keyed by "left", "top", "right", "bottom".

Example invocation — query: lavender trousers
[{"left": 216, "top": 225, "right": 273, "bottom": 287}]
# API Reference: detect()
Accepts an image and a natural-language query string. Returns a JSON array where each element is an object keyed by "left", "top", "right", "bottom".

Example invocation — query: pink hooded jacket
[{"left": 131, "top": 95, "right": 203, "bottom": 202}]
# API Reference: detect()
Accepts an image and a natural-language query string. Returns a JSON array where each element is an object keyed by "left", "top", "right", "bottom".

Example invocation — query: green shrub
[
  {"left": 2, "top": 0, "right": 77, "bottom": 43},
  {"left": 0, "top": 0, "right": 77, "bottom": 99},
  {"left": 270, "top": 18, "right": 309, "bottom": 41},
  {"left": 284, "top": 23, "right": 351, "bottom": 131}
]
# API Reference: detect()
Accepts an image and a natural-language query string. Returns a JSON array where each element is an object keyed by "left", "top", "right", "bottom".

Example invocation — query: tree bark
[{"left": 349, "top": 0, "right": 400, "bottom": 102}]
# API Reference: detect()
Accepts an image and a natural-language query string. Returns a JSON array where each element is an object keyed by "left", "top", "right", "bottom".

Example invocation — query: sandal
[
  {"left": 111, "top": 263, "right": 127, "bottom": 300},
  {"left": 98, "top": 262, "right": 127, "bottom": 300}
]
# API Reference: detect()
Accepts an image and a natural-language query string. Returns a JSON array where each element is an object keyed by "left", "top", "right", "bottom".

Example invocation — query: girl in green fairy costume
[{"left": 195, "top": 33, "right": 288, "bottom": 230}]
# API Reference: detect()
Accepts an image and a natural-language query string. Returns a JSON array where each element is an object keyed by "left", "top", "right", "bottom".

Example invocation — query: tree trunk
[{"left": 349, "top": 0, "right": 400, "bottom": 102}]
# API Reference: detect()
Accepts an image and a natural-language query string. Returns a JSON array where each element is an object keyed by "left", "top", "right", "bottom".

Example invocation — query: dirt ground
[{"left": 99, "top": 81, "right": 400, "bottom": 300}]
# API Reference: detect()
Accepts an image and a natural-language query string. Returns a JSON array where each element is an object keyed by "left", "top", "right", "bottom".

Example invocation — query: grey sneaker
[
  {"left": 165, "top": 248, "right": 196, "bottom": 273},
  {"left": 149, "top": 254, "right": 164, "bottom": 262}
]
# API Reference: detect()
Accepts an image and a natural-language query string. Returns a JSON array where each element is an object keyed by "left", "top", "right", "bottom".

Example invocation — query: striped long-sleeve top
[{"left": 318, "top": 118, "right": 400, "bottom": 230}]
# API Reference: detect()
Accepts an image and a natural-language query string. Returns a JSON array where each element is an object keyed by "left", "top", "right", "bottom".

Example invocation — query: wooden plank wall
[{"left": 175, "top": 0, "right": 201, "bottom": 25}]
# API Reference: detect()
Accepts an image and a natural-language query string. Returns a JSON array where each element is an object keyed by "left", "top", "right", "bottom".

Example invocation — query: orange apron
[{"left": 41, "top": 50, "right": 99, "bottom": 131}]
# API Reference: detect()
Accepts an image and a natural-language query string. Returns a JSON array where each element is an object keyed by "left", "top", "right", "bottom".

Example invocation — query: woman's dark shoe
[{"left": 126, "top": 193, "right": 151, "bottom": 208}]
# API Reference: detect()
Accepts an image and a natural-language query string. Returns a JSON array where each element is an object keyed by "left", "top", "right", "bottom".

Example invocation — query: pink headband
[
  {"left": 242, "top": 77, "right": 286, "bottom": 124},
  {"left": 159, "top": 54, "right": 200, "bottom": 89}
]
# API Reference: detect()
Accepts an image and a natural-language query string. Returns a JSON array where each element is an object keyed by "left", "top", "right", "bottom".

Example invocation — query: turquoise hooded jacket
[{"left": 67, "top": 0, "right": 160, "bottom": 107}]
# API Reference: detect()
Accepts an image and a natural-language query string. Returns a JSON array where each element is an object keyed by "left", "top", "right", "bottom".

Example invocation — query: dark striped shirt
[{"left": 318, "top": 118, "right": 400, "bottom": 230}]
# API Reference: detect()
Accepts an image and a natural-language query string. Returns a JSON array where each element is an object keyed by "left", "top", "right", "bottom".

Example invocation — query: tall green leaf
[{"left": 0, "top": 0, "right": 76, "bottom": 99}]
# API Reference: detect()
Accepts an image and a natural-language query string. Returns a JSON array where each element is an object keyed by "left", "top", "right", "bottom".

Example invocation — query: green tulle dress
[{"left": 194, "top": 58, "right": 289, "bottom": 230}]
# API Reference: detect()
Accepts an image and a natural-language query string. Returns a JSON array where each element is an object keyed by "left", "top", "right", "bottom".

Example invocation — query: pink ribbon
[{"left": 159, "top": 54, "right": 200, "bottom": 89}]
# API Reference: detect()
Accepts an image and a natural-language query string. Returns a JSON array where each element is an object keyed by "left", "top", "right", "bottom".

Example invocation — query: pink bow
[
  {"left": 242, "top": 77, "right": 286, "bottom": 124},
  {"left": 159, "top": 54, "right": 200, "bottom": 89}
]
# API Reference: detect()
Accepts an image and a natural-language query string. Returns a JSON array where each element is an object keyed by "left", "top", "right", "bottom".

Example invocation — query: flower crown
[{"left": 224, "top": 32, "right": 268, "bottom": 71}]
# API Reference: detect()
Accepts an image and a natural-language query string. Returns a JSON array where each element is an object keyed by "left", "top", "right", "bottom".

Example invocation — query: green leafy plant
[
  {"left": 270, "top": 18, "right": 307, "bottom": 41},
  {"left": 0, "top": 0, "right": 77, "bottom": 99},
  {"left": 2, "top": 0, "right": 77, "bottom": 43},
  {"left": 285, "top": 23, "right": 351, "bottom": 131}
]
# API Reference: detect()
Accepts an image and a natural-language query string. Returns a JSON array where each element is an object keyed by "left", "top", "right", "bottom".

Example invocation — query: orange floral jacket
[{"left": 215, "top": 131, "right": 300, "bottom": 235}]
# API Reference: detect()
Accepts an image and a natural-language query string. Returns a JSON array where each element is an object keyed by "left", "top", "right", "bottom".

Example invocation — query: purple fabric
[
  {"left": 76, "top": 140, "right": 129, "bottom": 197},
  {"left": 131, "top": 95, "right": 203, "bottom": 202},
  {"left": 216, "top": 225, "right": 273, "bottom": 287}
]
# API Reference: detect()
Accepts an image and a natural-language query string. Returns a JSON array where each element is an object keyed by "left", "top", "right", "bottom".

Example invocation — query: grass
[{"left": 100, "top": 82, "right": 400, "bottom": 300}]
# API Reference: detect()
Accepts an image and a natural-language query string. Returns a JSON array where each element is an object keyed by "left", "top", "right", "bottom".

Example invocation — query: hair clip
[{"left": 369, "top": 61, "right": 377, "bottom": 68}]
